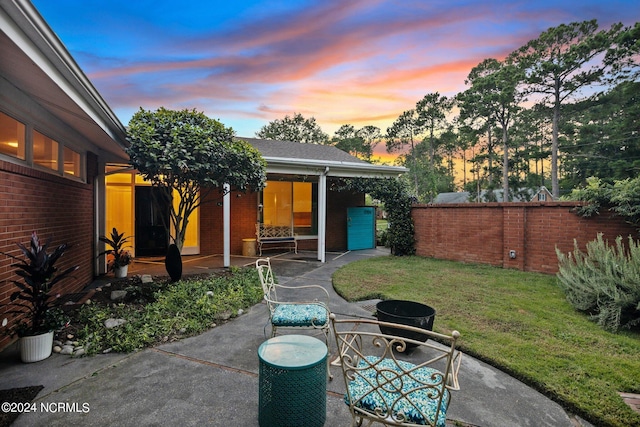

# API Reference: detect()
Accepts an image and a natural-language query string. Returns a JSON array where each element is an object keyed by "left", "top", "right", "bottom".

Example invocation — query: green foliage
[
  {"left": 1, "top": 232, "right": 78, "bottom": 337},
  {"left": 386, "top": 109, "right": 422, "bottom": 154},
  {"left": 98, "top": 227, "right": 132, "bottom": 270},
  {"left": 331, "top": 124, "right": 380, "bottom": 160},
  {"left": 509, "top": 20, "right": 624, "bottom": 198},
  {"left": 386, "top": 95, "right": 456, "bottom": 202},
  {"left": 256, "top": 113, "right": 329, "bottom": 144},
  {"left": 556, "top": 234, "right": 640, "bottom": 332},
  {"left": 463, "top": 58, "right": 523, "bottom": 200},
  {"left": 127, "top": 107, "right": 267, "bottom": 251},
  {"left": 75, "top": 268, "right": 262, "bottom": 354},
  {"left": 568, "top": 176, "right": 640, "bottom": 232},
  {"left": 376, "top": 227, "right": 389, "bottom": 247},
  {"left": 561, "top": 81, "right": 640, "bottom": 188},
  {"left": 333, "top": 256, "right": 640, "bottom": 427},
  {"left": 333, "top": 178, "right": 415, "bottom": 256}
]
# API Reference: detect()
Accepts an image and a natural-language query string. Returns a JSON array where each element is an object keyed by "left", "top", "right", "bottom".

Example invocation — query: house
[
  {"left": 433, "top": 187, "right": 552, "bottom": 204},
  {"left": 1, "top": 0, "right": 405, "bottom": 347},
  {"left": 433, "top": 191, "right": 471, "bottom": 204},
  {"left": 0, "top": 0, "right": 129, "bottom": 294},
  {"left": 104, "top": 138, "right": 405, "bottom": 265},
  {"left": 530, "top": 186, "right": 554, "bottom": 202}
]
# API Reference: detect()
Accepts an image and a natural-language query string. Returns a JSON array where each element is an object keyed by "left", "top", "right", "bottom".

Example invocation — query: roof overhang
[
  {"left": 263, "top": 156, "right": 407, "bottom": 178},
  {"left": 0, "top": 0, "right": 128, "bottom": 162}
]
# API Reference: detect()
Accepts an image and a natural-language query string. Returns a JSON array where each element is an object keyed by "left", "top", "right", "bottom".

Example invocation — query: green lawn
[{"left": 332, "top": 256, "right": 640, "bottom": 427}]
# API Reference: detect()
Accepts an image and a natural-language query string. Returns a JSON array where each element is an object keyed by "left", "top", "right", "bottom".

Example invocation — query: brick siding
[
  {"left": 412, "top": 202, "right": 637, "bottom": 274},
  {"left": 199, "top": 185, "right": 364, "bottom": 255},
  {"left": 0, "top": 154, "right": 97, "bottom": 349}
]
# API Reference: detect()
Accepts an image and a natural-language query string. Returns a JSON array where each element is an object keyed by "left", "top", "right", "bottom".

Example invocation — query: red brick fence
[{"left": 411, "top": 202, "right": 637, "bottom": 274}]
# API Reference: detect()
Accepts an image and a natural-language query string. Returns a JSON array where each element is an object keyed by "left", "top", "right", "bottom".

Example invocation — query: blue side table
[{"left": 258, "top": 335, "right": 327, "bottom": 427}]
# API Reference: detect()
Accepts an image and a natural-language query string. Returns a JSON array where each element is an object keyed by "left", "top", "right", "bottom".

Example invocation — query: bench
[{"left": 256, "top": 223, "right": 298, "bottom": 256}]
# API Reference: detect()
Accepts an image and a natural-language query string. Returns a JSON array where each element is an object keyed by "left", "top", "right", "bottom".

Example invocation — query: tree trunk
[
  {"left": 502, "top": 126, "right": 509, "bottom": 202},
  {"left": 551, "top": 84, "right": 560, "bottom": 199},
  {"left": 487, "top": 127, "right": 493, "bottom": 186}
]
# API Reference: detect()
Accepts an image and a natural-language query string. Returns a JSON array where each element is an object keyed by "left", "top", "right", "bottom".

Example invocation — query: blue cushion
[
  {"left": 272, "top": 304, "right": 328, "bottom": 327},
  {"left": 345, "top": 356, "right": 449, "bottom": 426}
]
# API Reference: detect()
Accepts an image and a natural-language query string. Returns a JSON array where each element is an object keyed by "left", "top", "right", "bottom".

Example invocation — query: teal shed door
[{"left": 347, "top": 207, "right": 376, "bottom": 250}]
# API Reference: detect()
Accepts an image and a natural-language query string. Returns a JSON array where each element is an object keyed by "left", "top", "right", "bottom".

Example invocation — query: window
[
  {"left": 0, "top": 111, "right": 26, "bottom": 160},
  {"left": 1, "top": 112, "right": 84, "bottom": 180},
  {"left": 538, "top": 193, "right": 547, "bottom": 201},
  {"left": 63, "top": 146, "right": 81, "bottom": 177},
  {"left": 33, "top": 130, "right": 58, "bottom": 171},
  {"left": 261, "top": 181, "right": 316, "bottom": 235}
]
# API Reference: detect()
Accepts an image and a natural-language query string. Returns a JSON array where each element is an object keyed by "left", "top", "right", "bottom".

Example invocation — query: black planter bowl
[{"left": 375, "top": 300, "right": 436, "bottom": 350}]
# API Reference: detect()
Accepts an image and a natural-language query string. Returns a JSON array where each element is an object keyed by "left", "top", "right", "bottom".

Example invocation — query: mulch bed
[{"left": 54, "top": 271, "right": 229, "bottom": 343}]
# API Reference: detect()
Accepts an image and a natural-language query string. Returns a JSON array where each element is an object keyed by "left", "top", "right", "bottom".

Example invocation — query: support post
[
  {"left": 317, "top": 168, "right": 328, "bottom": 262},
  {"left": 224, "top": 183, "right": 231, "bottom": 267}
]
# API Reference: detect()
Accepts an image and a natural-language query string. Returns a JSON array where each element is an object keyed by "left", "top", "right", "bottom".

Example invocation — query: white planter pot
[
  {"left": 20, "top": 331, "right": 54, "bottom": 363},
  {"left": 114, "top": 265, "right": 128, "bottom": 278}
]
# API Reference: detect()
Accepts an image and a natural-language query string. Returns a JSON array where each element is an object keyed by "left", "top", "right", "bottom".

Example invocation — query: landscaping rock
[
  {"left": 110, "top": 290, "right": 127, "bottom": 301},
  {"left": 52, "top": 346, "right": 62, "bottom": 353},
  {"left": 60, "top": 345, "right": 73, "bottom": 355},
  {"left": 104, "top": 318, "right": 126, "bottom": 329},
  {"left": 141, "top": 275, "right": 153, "bottom": 284},
  {"left": 73, "top": 348, "right": 85, "bottom": 357},
  {"left": 218, "top": 311, "right": 232, "bottom": 321}
]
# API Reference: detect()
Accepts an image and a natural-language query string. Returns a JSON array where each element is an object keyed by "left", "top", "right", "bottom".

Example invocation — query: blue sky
[{"left": 32, "top": 0, "right": 639, "bottom": 154}]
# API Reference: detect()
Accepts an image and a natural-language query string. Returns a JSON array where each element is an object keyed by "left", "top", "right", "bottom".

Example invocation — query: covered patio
[{"left": 122, "top": 250, "right": 350, "bottom": 279}]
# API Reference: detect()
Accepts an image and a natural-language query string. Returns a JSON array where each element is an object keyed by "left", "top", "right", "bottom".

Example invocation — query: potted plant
[
  {"left": 1, "top": 232, "right": 78, "bottom": 362},
  {"left": 99, "top": 227, "right": 133, "bottom": 278}
]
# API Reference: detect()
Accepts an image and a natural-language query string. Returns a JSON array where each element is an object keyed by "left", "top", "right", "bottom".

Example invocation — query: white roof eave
[
  {"left": 263, "top": 156, "right": 407, "bottom": 178},
  {"left": 1, "top": 0, "right": 128, "bottom": 151}
]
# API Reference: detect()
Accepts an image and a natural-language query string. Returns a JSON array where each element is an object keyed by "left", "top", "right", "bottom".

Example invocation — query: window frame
[
  {"left": 0, "top": 110, "right": 26, "bottom": 161},
  {"left": 0, "top": 108, "right": 86, "bottom": 182},
  {"left": 260, "top": 179, "right": 318, "bottom": 237}
]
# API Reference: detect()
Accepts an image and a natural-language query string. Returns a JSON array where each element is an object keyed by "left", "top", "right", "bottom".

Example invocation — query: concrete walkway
[{"left": 0, "top": 248, "right": 593, "bottom": 426}]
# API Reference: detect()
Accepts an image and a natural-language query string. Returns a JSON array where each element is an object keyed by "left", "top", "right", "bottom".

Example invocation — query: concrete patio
[{"left": 0, "top": 248, "right": 593, "bottom": 426}]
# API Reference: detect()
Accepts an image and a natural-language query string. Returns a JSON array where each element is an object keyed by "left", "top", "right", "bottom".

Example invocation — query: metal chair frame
[
  {"left": 330, "top": 314, "right": 461, "bottom": 427},
  {"left": 256, "top": 257, "right": 333, "bottom": 379}
]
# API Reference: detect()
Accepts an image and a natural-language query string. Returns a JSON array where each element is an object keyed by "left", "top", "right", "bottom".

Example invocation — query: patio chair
[
  {"left": 255, "top": 257, "right": 331, "bottom": 346},
  {"left": 330, "top": 314, "right": 462, "bottom": 427}
]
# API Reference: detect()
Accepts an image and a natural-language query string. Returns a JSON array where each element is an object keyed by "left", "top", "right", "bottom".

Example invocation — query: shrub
[
  {"left": 333, "top": 177, "right": 415, "bottom": 256},
  {"left": 376, "top": 227, "right": 389, "bottom": 247},
  {"left": 556, "top": 234, "right": 640, "bottom": 332},
  {"left": 76, "top": 267, "right": 262, "bottom": 354}
]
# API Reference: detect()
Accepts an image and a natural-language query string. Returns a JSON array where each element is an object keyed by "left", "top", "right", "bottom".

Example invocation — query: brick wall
[
  {"left": 199, "top": 186, "right": 365, "bottom": 255},
  {"left": 200, "top": 189, "right": 259, "bottom": 255},
  {"left": 326, "top": 188, "right": 365, "bottom": 251},
  {"left": 0, "top": 154, "right": 97, "bottom": 349},
  {"left": 412, "top": 202, "right": 637, "bottom": 274}
]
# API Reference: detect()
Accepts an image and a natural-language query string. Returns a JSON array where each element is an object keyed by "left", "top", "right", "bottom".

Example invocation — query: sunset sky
[{"left": 32, "top": 0, "right": 639, "bottom": 162}]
